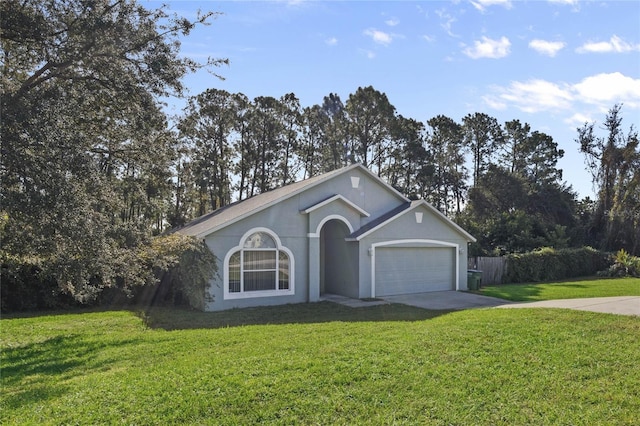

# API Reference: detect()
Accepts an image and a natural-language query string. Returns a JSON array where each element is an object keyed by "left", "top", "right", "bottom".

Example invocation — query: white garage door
[{"left": 375, "top": 247, "right": 455, "bottom": 296}]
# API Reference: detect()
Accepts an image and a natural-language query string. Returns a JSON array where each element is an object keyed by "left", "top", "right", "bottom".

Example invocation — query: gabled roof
[
  {"left": 301, "top": 194, "right": 370, "bottom": 217},
  {"left": 347, "top": 199, "right": 476, "bottom": 242},
  {"left": 176, "top": 163, "right": 406, "bottom": 239},
  {"left": 346, "top": 202, "right": 411, "bottom": 239}
]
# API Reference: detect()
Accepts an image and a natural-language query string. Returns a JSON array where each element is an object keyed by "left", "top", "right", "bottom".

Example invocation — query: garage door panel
[{"left": 376, "top": 247, "right": 454, "bottom": 296}]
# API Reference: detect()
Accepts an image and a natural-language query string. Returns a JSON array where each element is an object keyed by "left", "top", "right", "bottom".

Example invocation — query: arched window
[{"left": 225, "top": 229, "right": 294, "bottom": 299}]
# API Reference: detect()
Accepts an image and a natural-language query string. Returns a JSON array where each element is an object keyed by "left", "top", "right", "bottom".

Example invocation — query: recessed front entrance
[{"left": 319, "top": 219, "right": 359, "bottom": 298}]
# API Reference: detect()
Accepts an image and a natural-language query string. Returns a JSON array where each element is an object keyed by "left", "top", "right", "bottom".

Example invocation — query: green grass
[
  {"left": 478, "top": 277, "right": 640, "bottom": 301},
  {"left": 2, "top": 303, "right": 639, "bottom": 425}
]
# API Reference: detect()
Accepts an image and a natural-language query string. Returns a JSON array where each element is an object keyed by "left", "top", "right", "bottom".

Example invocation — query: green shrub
[
  {"left": 151, "top": 235, "right": 218, "bottom": 310},
  {"left": 598, "top": 249, "right": 640, "bottom": 278},
  {"left": 504, "top": 247, "right": 610, "bottom": 283},
  {"left": 0, "top": 255, "right": 80, "bottom": 312},
  {"left": 1, "top": 234, "right": 217, "bottom": 312},
  {"left": 123, "top": 234, "right": 218, "bottom": 310}
]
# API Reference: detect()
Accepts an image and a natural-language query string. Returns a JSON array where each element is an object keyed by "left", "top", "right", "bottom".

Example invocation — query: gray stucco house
[{"left": 178, "top": 163, "right": 476, "bottom": 311}]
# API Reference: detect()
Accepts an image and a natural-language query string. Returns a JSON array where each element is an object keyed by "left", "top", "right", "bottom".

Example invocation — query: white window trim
[
  {"left": 223, "top": 227, "right": 295, "bottom": 300},
  {"left": 307, "top": 214, "right": 355, "bottom": 238}
]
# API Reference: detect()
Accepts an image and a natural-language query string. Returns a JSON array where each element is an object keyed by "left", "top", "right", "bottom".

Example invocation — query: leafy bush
[
  {"left": 97, "top": 234, "right": 218, "bottom": 310},
  {"left": 598, "top": 249, "right": 640, "bottom": 278},
  {"left": 503, "top": 246, "right": 610, "bottom": 284},
  {"left": 0, "top": 255, "right": 80, "bottom": 312},
  {"left": 1, "top": 234, "right": 217, "bottom": 312},
  {"left": 145, "top": 234, "right": 218, "bottom": 310}
]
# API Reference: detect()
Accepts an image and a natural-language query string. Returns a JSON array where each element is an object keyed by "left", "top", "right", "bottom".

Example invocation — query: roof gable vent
[{"left": 350, "top": 176, "right": 360, "bottom": 188}]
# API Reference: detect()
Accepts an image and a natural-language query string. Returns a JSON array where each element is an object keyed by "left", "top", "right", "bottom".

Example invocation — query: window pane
[
  {"left": 229, "top": 252, "right": 241, "bottom": 293},
  {"left": 244, "top": 271, "right": 276, "bottom": 291},
  {"left": 278, "top": 251, "right": 289, "bottom": 290},
  {"left": 244, "top": 232, "right": 276, "bottom": 248},
  {"left": 244, "top": 250, "right": 276, "bottom": 270}
]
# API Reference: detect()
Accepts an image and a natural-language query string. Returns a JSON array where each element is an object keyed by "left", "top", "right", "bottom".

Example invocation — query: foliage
[
  {"left": 175, "top": 85, "right": 575, "bottom": 256},
  {"left": 503, "top": 247, "right": 610, "bottom": 284},
  {"left": 178, "top": 88, "right": 237, "bottom": 216},
  {"left": 479, "top": 277, "right": 640, "bottom": 301},
  {"left": 0, "top": 255, "right": 80, "bottom": 312},
  {"left": 457, "top": 117, "right": 574, "bottom": 255},
  {"left": 0, "top": 0, "right": 222, "bottom": 307},
  {"left": 422, "top": 115, "right": 467, "bottom": 214},
  {"left": 462, "top": 112, "right": 502, "bottom": 187},
  {"left": 2, "top": 308, "right": 639, "bottom": 424},
  {"left": 345, "top": 85, "right": 396, "bottom": 171},
  {"left": 577, "top": 105, "right": 640, "bottom": 255},
  {"left": 459, "top": 169, "right": 575, "bottom": 255},
  {"left": 147, "top": 234, "right": 218, "bottom": 310},
  {"left": 1, "top": 234, "right": 216, "bottom": 312},
  {"left": 598, "top": 249, "right": 640, "bottom": 278}
]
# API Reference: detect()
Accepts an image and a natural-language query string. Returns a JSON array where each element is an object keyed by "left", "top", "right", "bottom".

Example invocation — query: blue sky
[{"left": 148, "top": 0, "right": 640, "bottom": 199}]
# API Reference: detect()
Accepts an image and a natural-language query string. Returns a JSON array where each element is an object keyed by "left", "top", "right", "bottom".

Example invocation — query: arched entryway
[{"left": 319, "top": 219, "right": 359, "bottom": 298}]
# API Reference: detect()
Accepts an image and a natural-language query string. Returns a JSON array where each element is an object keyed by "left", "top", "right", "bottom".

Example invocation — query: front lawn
[
  {"left": 478, "top": 277, "right": 640, "bottom": 301},
  {"left": 2, "top": 305, "right": 639, "bottom": 425}
]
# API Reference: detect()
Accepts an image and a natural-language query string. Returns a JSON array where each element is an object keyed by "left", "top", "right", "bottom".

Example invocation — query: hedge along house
[{"left": 177, "top": 164, "right": 476, "bottom": 311}]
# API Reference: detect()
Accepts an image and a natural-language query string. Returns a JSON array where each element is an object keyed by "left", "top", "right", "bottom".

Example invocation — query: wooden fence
[{"left": 467, "top": 256, "right": 507, "bottom": 286}]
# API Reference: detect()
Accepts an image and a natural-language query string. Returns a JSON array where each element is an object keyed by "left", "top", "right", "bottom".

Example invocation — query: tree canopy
[
  {"left": 577, "top": 105, "right": 639, "bottom": 254},
  {"left": 1, "top": 0, "right": 224, "bottom": 306}
]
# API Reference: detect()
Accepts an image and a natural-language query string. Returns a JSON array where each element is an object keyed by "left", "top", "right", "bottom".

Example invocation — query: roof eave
[
  {"left": 181, "top": 163, "right": 365, "bottom": 239},
  {"left": 355, "top": 200, "right": 477, "bottom": 243}
]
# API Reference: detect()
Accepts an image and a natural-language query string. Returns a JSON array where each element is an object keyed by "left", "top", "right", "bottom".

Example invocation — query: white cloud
[
  {"left": 577, "top": 35, "right": 640, "bottom": 53},
  {"left": 436, "top": 9, "right": 459, "bottom": 38},
  {"left": 491, "top": 79, "right": 574, "bottom": 112},
  {"left": 565, "top": 112, "right": 593, "bottom": 127},
  {"left": 482, "top": 95, "right": 507, "bottom": 110},
  {"left": 529, "top": 39, "right": 566, "bottom": 57},
  {"left": 547, "top": 0, "right": 581, "bottom": 13},
  {"left": 385, "top": 18, "right": 399, "bottom": 27},
  {"left": 573, "top": 72, "right": 640, "bottom": 107},
  {"left": 364, "top": 28, "right": 394, "bottom": 46},
  {"left": 325, "top": 37, "right": 338, "bottom": 46},
  {"left": 359, "top": 49, "right": 376, "bottom": 59},
  {"left": 471, "top": 0, "right": 512, "bottom": 12},
  {"left": 483, "top": 72, "right": 640, "bottom": 113},
  {"left": 463, "top": 36, "right": 511, "bottom": 59}
]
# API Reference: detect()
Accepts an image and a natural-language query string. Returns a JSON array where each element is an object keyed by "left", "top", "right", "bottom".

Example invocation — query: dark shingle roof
[
  {"left": 176, "top": 164, "right": 361, "bottom": 238},
  {"left": 347, "top": 202, "right": 411, "bottom": 239}
]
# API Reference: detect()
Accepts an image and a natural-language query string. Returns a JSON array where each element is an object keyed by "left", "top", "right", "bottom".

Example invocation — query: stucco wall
[
  {"left": 198, "top": 167, "right": 472, "bottom": 311},
  {"left": 204, "top": 195, "right": 309, "bottom": 311},
  {"left": 203, "top": 168, "right": 408, "bottom": 311},
  {"left": 357, "top": 205, "right": 470, "bottom": 297}
]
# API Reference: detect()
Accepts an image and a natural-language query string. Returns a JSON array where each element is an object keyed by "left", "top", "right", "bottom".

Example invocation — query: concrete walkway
[
  {"left": 497, "top": 296, "right": 640, "bottom": 317},
  {"left": 323, "top": 292, "right": 640, "bottom": 317}
]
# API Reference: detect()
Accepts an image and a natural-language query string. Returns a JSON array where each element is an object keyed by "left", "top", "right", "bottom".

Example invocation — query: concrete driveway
[
  {"left": 382, "top": 291, "right": 511, "bottom": 310},
  {"left": 497, "top": 296, "right": 640, "bottom": 316},
  {"left": 381, "top": 292, "right": 640, "bottom": 316}
]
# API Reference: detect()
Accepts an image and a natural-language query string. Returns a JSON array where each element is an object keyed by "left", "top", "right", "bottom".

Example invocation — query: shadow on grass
[
  {"left": 1, "top": 334, "right": 141, "bottom": 410},
  {"left": 479, "top": 284, "right": 544, "bottom": 301},
  {"left": 138, "top": 301, "right": 451, "bottom": 331},
  {"left": 478, "top": 276, "right": 599, "bottom": 301}
]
